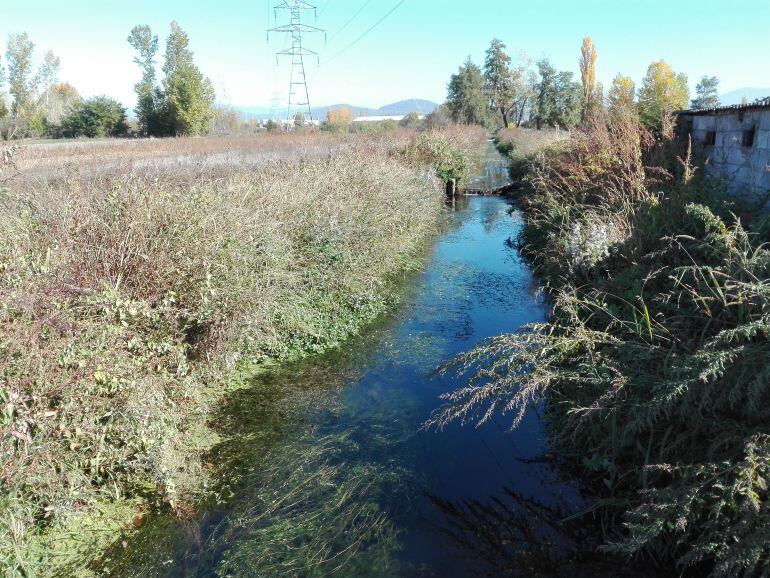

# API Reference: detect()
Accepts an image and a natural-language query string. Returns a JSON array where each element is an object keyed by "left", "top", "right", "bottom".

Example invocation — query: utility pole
[{"left": 268, "top": 1, "right": 325, "bottom": 124}]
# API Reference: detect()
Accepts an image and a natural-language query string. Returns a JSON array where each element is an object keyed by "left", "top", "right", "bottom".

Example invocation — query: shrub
[
  {"left": 325, "top": 107, "right": 353, "bottom": 133},
  {"left": 60, "top": 96, "right": 128, "bottom": 138},
  {"left": 400, "top": 125, "right": 487, "bottom": 187}
]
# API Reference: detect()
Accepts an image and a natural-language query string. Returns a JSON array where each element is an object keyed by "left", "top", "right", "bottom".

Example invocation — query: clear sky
[{"left": 1, "top": 0, "right": 768, "bottom": 112}]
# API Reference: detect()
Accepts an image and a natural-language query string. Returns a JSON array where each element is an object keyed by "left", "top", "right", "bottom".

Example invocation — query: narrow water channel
[{"left": 109, "top": 149, "right": 587, "bottom": 577}]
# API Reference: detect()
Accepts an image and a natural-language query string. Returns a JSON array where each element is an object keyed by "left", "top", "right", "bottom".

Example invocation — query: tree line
[
  {"left": 444, "top": 37, "right": 724, "bottom": 133},
  {"left": 0, "top": 22, "right": 216, "bottom": 140}
]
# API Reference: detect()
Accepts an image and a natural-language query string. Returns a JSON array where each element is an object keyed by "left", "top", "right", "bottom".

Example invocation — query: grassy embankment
[
  {"left": 0, "top": 127, "right": 486, "bottom": 575},
  {"left": 437, "top": 115, "right": 770, "bottom": 575}
]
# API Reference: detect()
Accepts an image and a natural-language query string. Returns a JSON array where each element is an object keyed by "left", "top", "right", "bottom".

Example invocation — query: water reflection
[{"left": 427, "top": 485, "right": 655, "bottom": 578}]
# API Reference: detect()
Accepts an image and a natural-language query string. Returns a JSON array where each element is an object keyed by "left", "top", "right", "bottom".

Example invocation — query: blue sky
[{"left": 1, "top": 0, "right": 768, "bottom": 111}]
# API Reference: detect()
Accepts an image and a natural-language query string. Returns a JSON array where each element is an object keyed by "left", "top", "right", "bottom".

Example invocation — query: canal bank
[{"left": 99, "top": 144, "right": 618, "bottom": 577}]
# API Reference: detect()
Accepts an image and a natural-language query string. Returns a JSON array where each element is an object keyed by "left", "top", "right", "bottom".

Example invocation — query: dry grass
[
  {"left": 0, "top": 130, "right": 483, "bottom": 575},
  {"left": 496, "top": 127, "right": 569, "bottom": 158}
]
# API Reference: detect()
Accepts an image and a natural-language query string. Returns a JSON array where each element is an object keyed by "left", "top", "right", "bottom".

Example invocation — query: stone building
[{"left": 677, "top": 98, "right": 770, "bottom": 198}]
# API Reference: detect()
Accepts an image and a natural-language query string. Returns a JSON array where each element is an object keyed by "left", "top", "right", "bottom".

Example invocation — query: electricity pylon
[{"left": 268, "top": 1, "right": 325, "bottom": 123}]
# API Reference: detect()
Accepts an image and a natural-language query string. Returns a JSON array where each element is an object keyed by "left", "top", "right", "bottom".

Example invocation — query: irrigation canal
[{"left": 111, "top": 143, "right": 595, "bottom": 577}]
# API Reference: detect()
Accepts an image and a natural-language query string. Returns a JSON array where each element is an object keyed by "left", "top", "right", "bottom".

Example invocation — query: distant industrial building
[{"left": 352, "top": 114, "right": 424, "bottom": 123}]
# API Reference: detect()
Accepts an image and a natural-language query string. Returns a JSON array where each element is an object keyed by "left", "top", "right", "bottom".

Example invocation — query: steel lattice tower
[{"left": 268, "top": 1, "right": 325, "bottom": 123}]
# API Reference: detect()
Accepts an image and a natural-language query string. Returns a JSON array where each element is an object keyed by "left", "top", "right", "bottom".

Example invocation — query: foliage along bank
[
  {"left": 434, "top": 111, "right": 770, "bottom": 576},
  {"left": 0, "top": 128, "right": 486, "bottom": 576}
]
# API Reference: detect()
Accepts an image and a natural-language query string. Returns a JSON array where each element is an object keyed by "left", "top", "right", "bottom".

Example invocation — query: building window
[
  {"left": 704, "top": 131, "right": 716, "bottom": 146},
  {"left": 742, "top": 126, "right": 756, "bottom": 148}
]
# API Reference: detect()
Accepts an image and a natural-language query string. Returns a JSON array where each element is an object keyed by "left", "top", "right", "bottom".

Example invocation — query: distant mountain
[
  {"left": 719, "top": 87, "right": 770, "bottom": 106},
  {"left": 234, "top": 99, "right": 439, "bottom": 121},
  {"left": 374, "top": 99, "right": 439, "bottom": 116}
]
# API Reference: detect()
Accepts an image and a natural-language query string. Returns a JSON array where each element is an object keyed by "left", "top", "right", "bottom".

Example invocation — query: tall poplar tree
[
  {"left": 162, "top": 21, "right": 215, "bottom": 136},
  {"left": 6, "top": 32, "right": 35, "bottom": 117},
  {"left": 579, "top": 36, "right": 598, "bottom": 125},
  {"left": 0, "top": 54, "right": 7, "bottom": 118},
  {"left": 128, "top": 25, "right": 160, "bottom": 136}
]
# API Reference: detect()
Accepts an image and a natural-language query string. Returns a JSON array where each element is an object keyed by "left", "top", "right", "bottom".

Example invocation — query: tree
[
  {"left": 61, "top": 96, "right": 128, "bottom": 138},
  {"left": 532, "top": 59, "right": 581, "bottom": 130},
  {"left": 691, "top": 75, "right": 720, "bottom": 110},
  {"left": 608, "top": 74, "right": 636, "bottom": 113},
  {"left": 447, "top": 57, "right": 489, "bottom": 126},
  {"left": 579, "top": 37, "right": 598, "bottom": 124},
  {"left": 293, "top": 111, "right": 305, "bottom": 128},
  {"left": 637, "top": 60, "right": 689, "bottom": 130},
  {"left": 399, "top": 111, "right": 422, "bottom": 129},
  {"left": 424, "top": 104, "right": 451, "bottom": 130},
  {"left": 44, "top": 83, "right": 82, "bottom": 128},
  {"left": 326, "top": 107, "right": 353, "bottom": 132},
  {"left": 35, "top": 50, "right": 60, "bottom": 104},
  {"left": 553, "top": 71, "right": 581, "bottom": 129},
  {"left": 507, "top": 67, "right": 536, "bottom": 128},
  {"left": 6, "top": 32, "right": 35, "bottom": 117},
  {"left": 128, "top": 25, "right": 160, "bottom": 136},
  {"left": 484, "top": 39, "right": 513, "bottom": 128},
  {"left": 162, "top": 22, "right": 216, "bottom": 136},
  {"left": 265, "top": 119, "right": 281, "bottom": 132},
  {"left": 0, "top": 54, "right": 7, "bottom": 119},
  {"left": 533, "top": 58, "right": 557, "bottom": 129}
]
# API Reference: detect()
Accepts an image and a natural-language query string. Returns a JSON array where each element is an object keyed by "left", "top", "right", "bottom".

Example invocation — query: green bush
[
  {"left": 400, "top": 126, "right": 486, "bottom": 187},
  {"left": 60, "top": 96, "right": 128, "bottom": 138}
]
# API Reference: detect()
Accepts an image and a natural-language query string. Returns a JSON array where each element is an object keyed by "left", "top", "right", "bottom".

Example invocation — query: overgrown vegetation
[
  {"left": 0, "top": 129, "right": 484, "bottom": 575},
  {"left": 400, "top": 124, "right": 486, "bottom": 188},
  {"left": 431, "top": 109, "right": 770, "bottom": 575}
]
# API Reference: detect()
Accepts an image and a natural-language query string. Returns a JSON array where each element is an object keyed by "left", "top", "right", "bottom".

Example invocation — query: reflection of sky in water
[
  {"left": 317, "top": 195, "right": 573, "bottom": 576},
  {"left": 468, "top": 141, "right": 515, "bottom": 191}
]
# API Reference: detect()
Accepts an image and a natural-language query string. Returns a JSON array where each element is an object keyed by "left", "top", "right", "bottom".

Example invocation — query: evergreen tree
[
  {"left": 447, "top": 57, "right": 489, "bottom": 126},
  {"left": 691, "top": 75, "right": 721, "bottom": 110},
  {"left": 532, "top": 59, "right": 582, "bottom": 130},
  {"left": 553, "top": 71, "right": 582, "bottom": 129},
  {"left": 637, "top": 60, "right": 689, "bottom": 131},
  {"left": 483, "top": 39, "right": 513, "bottom": 128},
  {"left": 162, "top": 22, "right": 215, "bottom": 136},
  {"left": 128, "top": 25, "right": 160, "bottom": 136},
  {"left": 533, "top": 58, "right": 557, "bottom": 129}
]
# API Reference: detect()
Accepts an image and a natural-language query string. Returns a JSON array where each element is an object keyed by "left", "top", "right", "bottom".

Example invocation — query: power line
[
  {"left": 318, "top": 0, "right": 332, "bottom": 16},
  {"left": 323, "top": 0, "right": 407, "bottom": 65},
  {"left": 328, "top": 0, "right": 372, "bottom": 41}
]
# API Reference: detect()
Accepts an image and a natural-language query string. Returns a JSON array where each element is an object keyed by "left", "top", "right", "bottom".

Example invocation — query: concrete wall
[{"left": 688, "top": 108, "right": 770, "bottom": 199}]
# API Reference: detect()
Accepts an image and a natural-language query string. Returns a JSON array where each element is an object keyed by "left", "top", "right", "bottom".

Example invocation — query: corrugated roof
[{"left": 678, "top": 97, "right": 770, "bottom": 116}]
